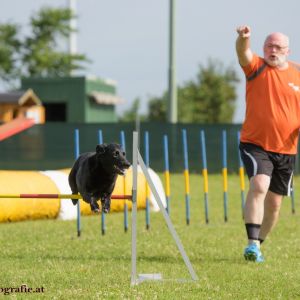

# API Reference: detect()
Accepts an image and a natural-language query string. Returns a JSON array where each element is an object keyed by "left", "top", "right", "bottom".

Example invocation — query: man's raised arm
[{"left": 236, "top": 25, "right": 253, "bottom": 67}]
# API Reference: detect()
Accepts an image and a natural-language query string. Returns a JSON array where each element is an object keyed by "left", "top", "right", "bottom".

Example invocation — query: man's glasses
[{"left": 265, "top": 44, "right": 288, "bottom": 52}]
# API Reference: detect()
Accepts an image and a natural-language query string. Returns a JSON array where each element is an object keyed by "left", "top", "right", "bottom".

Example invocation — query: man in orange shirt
[{"left": 236, "top": 25, "right": 300, "bottom": 262}]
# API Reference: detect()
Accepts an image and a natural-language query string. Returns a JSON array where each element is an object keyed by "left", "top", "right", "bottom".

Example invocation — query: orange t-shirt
[{"left": 240, "top": 54, "right": 300, "bottom": 154}]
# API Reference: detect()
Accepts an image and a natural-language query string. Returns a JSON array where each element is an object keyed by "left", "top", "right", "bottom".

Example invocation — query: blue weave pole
[
  {"left": 74, "top": 129, "right": 81, "bottom": 237},
  {"left": 200, "top": 130, "right": 209, "bottom": 224},
  {"left": 144, "top": 131, "right": 150, "bottom": 230},
  {"left": 182, "top": 129, "right": 191, "bottom": 225},
  {"left": 120, "top": 130, "right": 129, "bottom": 232},
  {"left": 222, "top": 130, "right": 228, "bottom": 222},
  {"left": 163, "top": 134, "right": 171, "bottom": 215},
  {"left": 291, "top": 183, "right": 296, "bottom": 214},
  {"left": 237, "top": 131, "right": 245, "bottom": 219},
  {"left": 98, "top": 130, "right": 106, "bottom": 235}
]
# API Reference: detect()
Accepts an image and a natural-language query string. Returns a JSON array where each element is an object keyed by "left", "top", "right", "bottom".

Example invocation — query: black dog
[{"left": 68, "top": 143, "right": 131, "bottom": 213}]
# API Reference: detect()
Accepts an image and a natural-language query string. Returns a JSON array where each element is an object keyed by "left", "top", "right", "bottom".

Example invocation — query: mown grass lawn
[{"left": 0, "top": 173, "right": 300, "bottom": 299}]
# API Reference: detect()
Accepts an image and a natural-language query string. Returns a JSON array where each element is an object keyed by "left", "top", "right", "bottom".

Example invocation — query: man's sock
[{"left": 245, "top": 223, "right": 261, "bottom": 247}]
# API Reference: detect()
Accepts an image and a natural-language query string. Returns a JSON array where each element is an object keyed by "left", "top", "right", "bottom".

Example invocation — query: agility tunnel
[{"left": 0, "top": 167, "right": 166, "bottom": 222}]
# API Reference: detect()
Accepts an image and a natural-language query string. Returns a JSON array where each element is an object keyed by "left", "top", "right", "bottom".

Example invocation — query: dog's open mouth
[{"left": 114, "top": 165, "right": 126, "bottom": 175}]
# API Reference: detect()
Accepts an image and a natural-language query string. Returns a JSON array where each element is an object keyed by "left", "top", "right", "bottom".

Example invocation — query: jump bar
[{"left": 0, "top": 194, "right": 132, "bottom": 200}]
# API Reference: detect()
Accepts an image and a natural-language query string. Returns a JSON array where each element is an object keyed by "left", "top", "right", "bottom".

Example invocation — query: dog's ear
[{"left": 96, "top": 144, "right": 106, "bottom": 154}]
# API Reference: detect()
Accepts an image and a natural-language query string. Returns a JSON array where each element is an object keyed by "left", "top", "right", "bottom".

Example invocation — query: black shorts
[{"left": 239, "top": 142, "right": 295, "bottom": 196}]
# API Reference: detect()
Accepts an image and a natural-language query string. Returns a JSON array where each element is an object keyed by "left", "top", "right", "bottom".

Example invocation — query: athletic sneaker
[{"left": 244, "top": 243, "right": 264, "bottom": 262}]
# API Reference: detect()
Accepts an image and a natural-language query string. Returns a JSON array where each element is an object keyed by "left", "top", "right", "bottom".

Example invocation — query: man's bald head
[
  {"left": 264, "top": 32, "right": 289, "bottom": 48},
  {"left": 263, "top": 32, "right": 290, "bottom": 69}
]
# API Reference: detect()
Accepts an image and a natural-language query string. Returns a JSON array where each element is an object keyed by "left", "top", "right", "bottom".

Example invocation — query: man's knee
[
  {"left": 266, "top": 191, "right": 282, "bottom": 213},
  {"left": 250, "top": 174, "right": 270, "bottom": 194}
]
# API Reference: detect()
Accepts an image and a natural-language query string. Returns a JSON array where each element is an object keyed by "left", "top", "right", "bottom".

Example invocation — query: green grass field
[{"left": 0, "top": 174, "right": 300, "bottom": 299}]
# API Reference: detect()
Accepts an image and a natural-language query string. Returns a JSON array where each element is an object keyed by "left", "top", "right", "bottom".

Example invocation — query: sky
[{"left": 0, "top": 0, "right": 300, "bottom": 123}]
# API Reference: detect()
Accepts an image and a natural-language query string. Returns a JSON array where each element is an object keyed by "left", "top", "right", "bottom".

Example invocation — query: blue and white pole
[
  {"left": 120, "top": 130, "right": 129, "bottom": 232},
  {"left": 144, "top": 131, "right": 150, "bottom": 229},
  {"left": 182, "top": 129, "right": 191, "bottom": 225},
  {"left": 74, "top": 129, "right": 81, "bottom": 237},
  {"left": 222, "top": 130, "right": 228, "bottom": 222},
  {"left": 163, "top": 135, "right": 171, "bottom": 214},
  {"left": 200, "top": 130, "right": 209, "bottom": 224},
  {"left": 237, "top": 131, "right": 245, "bottom": 219},
  {"left": 291, "top": 179, "right": 295, "bottom": 214},
  {"left": 98, "top": 130, "right": 106, "bottom": 235}
]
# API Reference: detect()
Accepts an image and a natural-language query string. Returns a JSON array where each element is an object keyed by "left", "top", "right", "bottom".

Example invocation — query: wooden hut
[{"left": 0, "top": 89, "right": 45, "bottom": 124}]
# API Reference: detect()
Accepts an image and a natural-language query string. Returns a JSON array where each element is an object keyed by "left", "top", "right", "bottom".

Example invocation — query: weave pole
[
  {"left": 200, "top": 130, "right": 209, "bottom": 224},
  {"left": 163, "top": 134, "right": 171, "bottom": 215},
  {"left": 291, "top": 179, "right": 296, "bottom": 214},
  {"left": 74, "top": 129, "right": 81, "bottom": 237},
  {"left": 182, "top": 129, "right": 191, "bottom": 225},
  {"left": 144, "top": 131, "right": 150, "bottom": 230},
  {"left": 237, "top": 131, "right": 245, "bottom": 219},
  {"left": 120, "top": 130, "right": 129, "bottom": 232},
  {"left": 98, "top": 129, "right": 106, "bottom": 235},
  {"left": 222, "top": 130, "right": 228, "bottom": 222}
]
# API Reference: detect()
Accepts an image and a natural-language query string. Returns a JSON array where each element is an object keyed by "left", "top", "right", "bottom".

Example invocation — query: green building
[{"left": 21, "top": 76, "right": 123, "bottom": 123}]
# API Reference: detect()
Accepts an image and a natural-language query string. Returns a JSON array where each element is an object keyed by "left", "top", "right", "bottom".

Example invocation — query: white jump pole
[{"left": 131, "top": 131, "right": 138, "bottom": 285}]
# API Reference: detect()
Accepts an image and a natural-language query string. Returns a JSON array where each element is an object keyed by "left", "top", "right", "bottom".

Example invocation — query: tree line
[{"left": 0, "top": 6, "right": 239, "bottom": 123}]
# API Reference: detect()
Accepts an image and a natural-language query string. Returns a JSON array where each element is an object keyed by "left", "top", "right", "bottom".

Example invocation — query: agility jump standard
[{"left": 130, "top": 131, "right": 198, "bottom": 285}]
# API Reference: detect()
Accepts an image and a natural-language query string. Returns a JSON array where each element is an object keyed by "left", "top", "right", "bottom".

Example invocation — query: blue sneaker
[{"left": 244, "top": 243, "right": 264, "bottom": 262}]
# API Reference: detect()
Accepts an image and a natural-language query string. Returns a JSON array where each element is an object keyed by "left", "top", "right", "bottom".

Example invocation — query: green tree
[
  {"left": 119, "top": 98, "right": 147, "bottom": 122},
  {"left": 147, "top": 92, "right": 168, "bottom": 121},
  {"left": 0, "top": 23, "right": 22, "bottom": 86},
  {"left": 147, "top": 59, "right": 239, "bottom": 123},
  {"left": 0, "top": 7, "right": 89, "bottom": 86}
]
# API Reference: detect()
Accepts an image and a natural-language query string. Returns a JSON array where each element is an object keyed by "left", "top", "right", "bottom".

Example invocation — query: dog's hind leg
[
  {"left": 101, "top": 193, "right": 111, "bottom": 214},
  {"left": 90, "top": 196, "right": 100, "bottom": 213}
]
